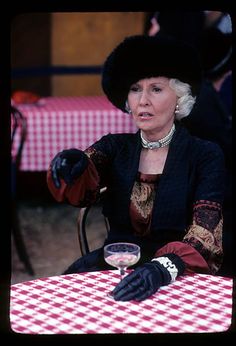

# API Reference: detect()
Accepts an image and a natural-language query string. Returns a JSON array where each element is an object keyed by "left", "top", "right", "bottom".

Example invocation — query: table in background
[
  {"left": 10, "top": 271, "right": 233, "bottom": 334},
  {"left": 11, "top": 96, "right": 137, "bottom": 171}
]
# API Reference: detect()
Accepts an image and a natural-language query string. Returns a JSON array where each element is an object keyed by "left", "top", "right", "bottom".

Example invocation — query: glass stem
[{"left": 120, "top": 268, "right": 125, "bottom": 280}]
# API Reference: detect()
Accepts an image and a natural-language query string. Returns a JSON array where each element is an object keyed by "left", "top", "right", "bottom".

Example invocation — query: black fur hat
[{"left": 102, "top": 34, "right": 203, "bottom": 112}]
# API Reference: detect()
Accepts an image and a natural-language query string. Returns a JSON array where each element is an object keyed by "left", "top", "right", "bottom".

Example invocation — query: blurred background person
[
  {"left": 204, "top": 10, "right": 232, "bottom": 33},
  {"left": 145, "top": 11, "right": 232, "bottom": 38},
  {"left": 144, "top": 10, "right": 206, "bottom": 49},
  {"left": 182, "top": 26, "right": 232, "bottom": 276},
  {"left": 183, "top": 26, "right": 232, "bottom": 164}
]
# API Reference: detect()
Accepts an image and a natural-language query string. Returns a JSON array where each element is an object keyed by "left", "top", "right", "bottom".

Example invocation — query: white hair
[{"left": 169, "top": 78, "right": 196, "bottom": 120}]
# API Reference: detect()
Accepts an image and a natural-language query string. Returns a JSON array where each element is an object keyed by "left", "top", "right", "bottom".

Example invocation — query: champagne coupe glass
[{"left": 104, "top": 242, "right": 141, "bottom": 281}]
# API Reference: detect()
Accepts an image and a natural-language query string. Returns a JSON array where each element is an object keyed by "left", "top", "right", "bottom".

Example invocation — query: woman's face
[{"left": 127, "top": 77, "right": 177, "bottom": 137}]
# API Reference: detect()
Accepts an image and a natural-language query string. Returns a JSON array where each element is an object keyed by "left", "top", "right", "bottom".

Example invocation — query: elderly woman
[{"left": 47, "top": 35, "right": 225, "bottom": 301}]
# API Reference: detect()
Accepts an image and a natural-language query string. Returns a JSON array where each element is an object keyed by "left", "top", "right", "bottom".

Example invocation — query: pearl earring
[
  {"left": 125, "top": 101, "right": 132, "bottom": 114},
  {"left": 175, "top": 104, "right": 179, "bottom": 114}
]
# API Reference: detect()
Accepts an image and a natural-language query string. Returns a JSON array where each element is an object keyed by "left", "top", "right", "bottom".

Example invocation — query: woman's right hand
[{"left": 51, "top": 149, "right": 88, "bottom": 188}]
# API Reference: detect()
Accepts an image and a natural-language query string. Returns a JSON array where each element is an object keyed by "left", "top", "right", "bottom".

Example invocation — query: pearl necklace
[{"left": 140, "top": 124, "right": 175, "bottom": 149}]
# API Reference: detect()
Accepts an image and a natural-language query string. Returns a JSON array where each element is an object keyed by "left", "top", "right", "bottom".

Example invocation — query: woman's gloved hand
[
  {"left": 112, "top": 253, "right": 185, "bottom": 301},
  {"left": 51, "top": 149, "right": 89, "bottom": 188}
]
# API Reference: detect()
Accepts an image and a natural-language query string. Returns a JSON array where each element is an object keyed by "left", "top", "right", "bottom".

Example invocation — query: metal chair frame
[
  {"left": 11, "top": 105, "right": 34, "bottom": 275},
  {"left": 77, "top": 187, "right": 109, "bottom": 256}
]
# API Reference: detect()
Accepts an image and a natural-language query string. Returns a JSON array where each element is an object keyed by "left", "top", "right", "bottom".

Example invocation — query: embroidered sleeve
[
  {"left": 155, "top": 200, "right": 223, "bottom": 275},
  {"left": 85, "top": 147, "right": 110, "bottom": 186},
  {"left": 182, "top": 200, "right": 223, "bottom": 274}
]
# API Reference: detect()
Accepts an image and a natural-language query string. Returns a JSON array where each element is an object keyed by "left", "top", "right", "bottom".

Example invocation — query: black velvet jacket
[
  {"left": 85, "top": 123, "right": 225, "bottom": 253},
  {"left": 47, "top": 122, "right": 226, "bottom": 272}
]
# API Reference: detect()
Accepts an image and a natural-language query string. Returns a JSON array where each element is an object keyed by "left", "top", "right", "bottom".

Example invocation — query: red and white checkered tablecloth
[
  {"left": 11, "top": 96, "right": 137, "bottom": 171},
  {"left": 10, "top": 271, "right": 233, "bottom": 334}
]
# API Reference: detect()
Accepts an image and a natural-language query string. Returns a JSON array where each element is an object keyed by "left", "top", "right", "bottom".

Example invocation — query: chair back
[
  {"left": 11, "top": 105, "right": 27, "bottom": 196},
  {"left": 11, "top": 105, "right": 27, "bottom": 169},
  {"left": 77, "top": 187, "right": 109, "bottom": 256}
]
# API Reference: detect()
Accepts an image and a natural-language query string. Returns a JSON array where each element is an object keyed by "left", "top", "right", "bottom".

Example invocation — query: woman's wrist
[{"left": 151, "top": 253, "right": 186, "bottom": 282}]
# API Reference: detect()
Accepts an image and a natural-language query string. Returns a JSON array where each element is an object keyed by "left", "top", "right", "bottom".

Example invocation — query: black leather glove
[
  {"left": 112, "top": 253, "right": 185, "bottom": 301},
  {"left": 51, "top": 149, "right": 89, "bottom": 188}
]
